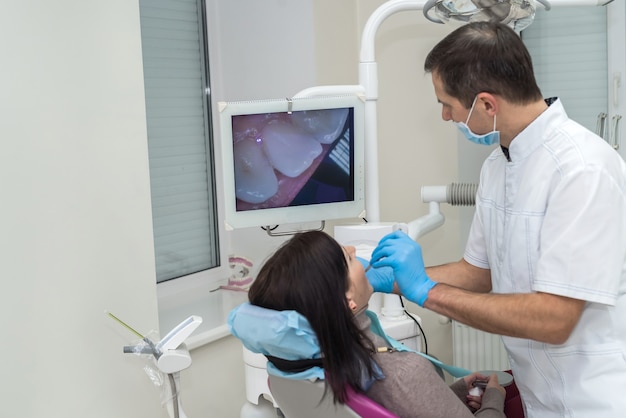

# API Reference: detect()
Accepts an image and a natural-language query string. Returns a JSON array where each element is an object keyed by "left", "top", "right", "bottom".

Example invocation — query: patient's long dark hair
[{"left": 248, "top": 230, "right": 376, "bottom": 403}]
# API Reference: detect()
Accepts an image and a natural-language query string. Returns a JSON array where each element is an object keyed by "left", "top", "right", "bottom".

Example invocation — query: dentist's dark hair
[
  {"left": 248, "top": 230, "right": 376, "bottom": 403},
  {"left": 424, "top": 21, "right": 543, "bottom": 108}
]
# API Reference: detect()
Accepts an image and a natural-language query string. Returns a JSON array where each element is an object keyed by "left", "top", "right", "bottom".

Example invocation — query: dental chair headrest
[{"left": 228, "top": 302, "right": 325, "bottom": 380}]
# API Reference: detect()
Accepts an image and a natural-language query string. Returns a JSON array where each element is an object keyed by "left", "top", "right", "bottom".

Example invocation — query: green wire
[{"left": 107, "top": 311, "right": 145, "bottom": 339}]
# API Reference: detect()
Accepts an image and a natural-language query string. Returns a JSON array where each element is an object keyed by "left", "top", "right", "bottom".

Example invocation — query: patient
[{"left": 247, "top": 230, "right": 506, "bottom": 418}]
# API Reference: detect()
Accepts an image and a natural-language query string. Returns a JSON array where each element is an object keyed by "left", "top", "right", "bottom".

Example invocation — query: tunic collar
[{"left": 507, "top": 97, "right": 567, "bottom": 163}]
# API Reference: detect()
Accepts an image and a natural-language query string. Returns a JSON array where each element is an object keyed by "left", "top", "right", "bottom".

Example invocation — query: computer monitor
[{"left": 218, "top": 95, "right": 365, "bottom": 229}]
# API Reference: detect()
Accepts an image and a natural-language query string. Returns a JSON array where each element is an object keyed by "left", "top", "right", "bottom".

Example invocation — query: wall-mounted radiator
[{"left": 452, "top": 321, "right": 510, "bottom": 372}]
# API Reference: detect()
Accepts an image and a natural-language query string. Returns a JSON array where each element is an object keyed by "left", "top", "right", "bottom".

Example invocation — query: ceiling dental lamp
[
  {"left": 422, "top": 0, "right": 549, "bottom": 31},
  {"left": 423, "top": 1, "right": 613, "bottom": 31}
]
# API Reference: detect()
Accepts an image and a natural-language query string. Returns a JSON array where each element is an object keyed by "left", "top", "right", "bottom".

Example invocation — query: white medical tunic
[{"left": 464, "top": 99, "right": 626, "bottom": 418}]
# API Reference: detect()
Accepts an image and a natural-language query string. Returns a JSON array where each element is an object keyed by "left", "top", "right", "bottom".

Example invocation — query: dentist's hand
[
  {"left": 357, "top": 256, "right": 394, "bottom": 293},
  {"left": 370, "top": 231, "right": 437, "bottom": 306}
]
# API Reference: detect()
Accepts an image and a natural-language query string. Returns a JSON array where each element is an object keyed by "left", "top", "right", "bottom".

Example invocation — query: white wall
[{"left": 1, "top": 1, "right": 165, "bottom": 417}]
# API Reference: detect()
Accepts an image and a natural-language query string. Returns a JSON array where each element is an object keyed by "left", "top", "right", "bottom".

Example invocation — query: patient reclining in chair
[{"left": 229, "top": 230, "right": 506, "bottom": 418}]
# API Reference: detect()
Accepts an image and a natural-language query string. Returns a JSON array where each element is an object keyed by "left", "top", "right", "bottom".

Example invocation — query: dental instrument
[{"left": 109, "top": 311, "right": 202, "bottom": 418}]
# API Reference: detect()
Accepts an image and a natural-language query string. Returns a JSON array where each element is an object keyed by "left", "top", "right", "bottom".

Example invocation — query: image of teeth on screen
[{"left": 219, "top": 96, "right": 365, "bottom": 229}]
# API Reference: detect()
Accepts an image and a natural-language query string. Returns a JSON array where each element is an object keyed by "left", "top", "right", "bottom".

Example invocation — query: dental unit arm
[
  {"left": 119, "top": 314, "right": 203, "bottom": 418},
  {"left": 297, "top": 0, "right": 590, "bottom": 318},
  {"left": 155, "top": 315, "right": 203, "bottom": 374},
  {"left": 295, "top": 0, "right": 608, "bottom": 228},
  {"left": 407, "top": 183, "right": 478, "bottom": 240}
]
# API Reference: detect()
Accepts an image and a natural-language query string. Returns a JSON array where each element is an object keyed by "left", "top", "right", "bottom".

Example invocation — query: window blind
[
  {"left": 522, "top": 7, "right": 608, "bottom": 133},
  {"left": 139, "top": 0, "right": 219, "bottom": 283}
]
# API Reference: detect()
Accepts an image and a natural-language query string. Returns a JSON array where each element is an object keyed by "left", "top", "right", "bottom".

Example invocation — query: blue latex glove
[
  {"left": 369, "top": 230, "right": 437, "bottom": 306},
  {"left": 357, "top": 256, "right": 394, "bottom": 294}
]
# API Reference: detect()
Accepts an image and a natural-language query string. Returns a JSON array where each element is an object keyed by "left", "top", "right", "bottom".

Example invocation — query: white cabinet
[{"left": 523, "top": 2, "right": 626, "bottom": 159}]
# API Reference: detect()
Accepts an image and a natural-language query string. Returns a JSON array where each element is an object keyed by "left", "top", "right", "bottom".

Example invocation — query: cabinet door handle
[
  {"left": 611, "top": 114, "right": 622, "bottom": 151},
  {"left": 596, "top": 112, "right": 608, "bottom": 141}
]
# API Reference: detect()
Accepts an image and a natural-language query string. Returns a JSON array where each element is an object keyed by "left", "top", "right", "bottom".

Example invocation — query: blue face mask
[{"left": 455, "top": 96, "right": 500, "bottom": 146}]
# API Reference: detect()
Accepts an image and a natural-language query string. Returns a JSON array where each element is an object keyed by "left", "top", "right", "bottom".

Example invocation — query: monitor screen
[{"left": 218, "top": 95, "right": 365, "bottom": 229}]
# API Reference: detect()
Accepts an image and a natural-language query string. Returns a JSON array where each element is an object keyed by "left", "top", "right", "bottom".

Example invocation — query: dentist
[{"left": 369, "top": 22, "right": 626, "bottom": 418}]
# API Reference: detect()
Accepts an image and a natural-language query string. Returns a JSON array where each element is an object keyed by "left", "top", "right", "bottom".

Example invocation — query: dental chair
[
  {"left": 229, "top": 303, "right": 473, "bottom": 418},
  {"left": 268, "top": 374, "right": 399, "bottom": 418},
  {"left": 229, "top": 302, "right": 400, "bottom": 417},
  {"left": 230, "top": 302, "right": 526, "bottom": 418}
]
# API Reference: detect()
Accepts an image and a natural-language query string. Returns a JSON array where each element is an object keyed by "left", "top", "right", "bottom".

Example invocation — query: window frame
[
  {"left": 154, "top": 0, "right": 231, "bottom": 298},
  {"left": 138, "top": 0, "right": 234, "bottom": 338}
]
